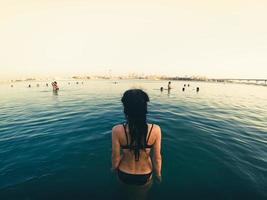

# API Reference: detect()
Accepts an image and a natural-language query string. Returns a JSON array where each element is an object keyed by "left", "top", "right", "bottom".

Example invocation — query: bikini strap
[
  {"left": 123, "top": 123, "right": 129, "bottom": 145},
  {"left": 146, "top": 124, "right": 154, "bottom": 143}
]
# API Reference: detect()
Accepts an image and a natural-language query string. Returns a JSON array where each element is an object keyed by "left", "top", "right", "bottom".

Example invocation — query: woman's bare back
[{"left": 112, "top": 123, "right": 161, "bottom": 174}]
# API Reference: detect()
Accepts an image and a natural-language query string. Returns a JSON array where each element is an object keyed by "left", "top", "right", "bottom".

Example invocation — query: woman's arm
[
  {"left": 152, "top": 125, "right": 162, "bottom": 181},
  {"left": 111, "top": 125, "right": 121, "bottom": 171}
]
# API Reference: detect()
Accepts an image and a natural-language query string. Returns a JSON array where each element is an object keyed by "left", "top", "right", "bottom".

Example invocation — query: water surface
[{"left": 0, "top": 80, "right": 267, "bottom": 199}]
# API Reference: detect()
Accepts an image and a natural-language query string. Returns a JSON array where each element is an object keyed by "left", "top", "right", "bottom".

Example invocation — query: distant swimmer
[
  {"left": 168, "top": 81, "right": 172, "bottom": 90},
  {"left": 113, "top": 81, "right": 118, "bottom": 84},
  {"left": 28, "top": 84, "right": 31, "bottom": 88},
  {"left": 196, "top": 87, "right": 199, "bottom": 92},
  {"left": 182, "top": 87, "right": 185, "bottom": 91},
  {"left": 52, "top": 81, "right": 59, "bottom": 91},
  {"left": 46, "top": 83, "right": 48, "bottom": 87},
  {"left": 76, "top": 82, "right": 79, "bottom": 84},
  {"left": 160, "top": 87, "right": 163, "bottom": 92},
  {"left": 37, "top": 84, "right": 39, "bottom": 87},
  {"left": 68, "top": 82, "right": 70, "bottom": 85},
  {"left": 184, "top": 84, "right": 186, "bottom": 87},
  {"left": 11, "top": 85, "right": 13, "bottom": 87},
  {"left": 188, "top": 84, "right": 190, "bottom": 87},
  {"left": 81, "top": 82, "right": 84, "bottom": 84}
]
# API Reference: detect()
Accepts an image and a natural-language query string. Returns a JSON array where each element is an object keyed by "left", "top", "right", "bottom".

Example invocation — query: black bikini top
[{"left": 120, "top": 124, "right": 154, "bottom": 149}]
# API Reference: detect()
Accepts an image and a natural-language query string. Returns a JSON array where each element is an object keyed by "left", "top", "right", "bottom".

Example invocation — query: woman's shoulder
[
  {"left": 112, "top": 124, "right": 125, "bottom": 135},
  {"left": 149, "top": 123, "right": 161, "bottom": 131},
  {"left": 148, "top": 123, "right": 161, "bottom": 139}
]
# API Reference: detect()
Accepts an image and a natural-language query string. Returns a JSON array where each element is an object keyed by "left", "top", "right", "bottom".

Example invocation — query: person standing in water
[
  {"left": 51, "top": 81, "right": 59, "bottom": 91},
  {"left": 167, "top": 81, "right": 172, "bottom": 90},
  {"left": 111, "top": 89, "right": 162, "bottom": 198}
]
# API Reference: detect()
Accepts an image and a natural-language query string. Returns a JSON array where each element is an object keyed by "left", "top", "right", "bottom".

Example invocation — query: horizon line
[{"left": 1, "top": 74, "right": 266, "bottom": 83}]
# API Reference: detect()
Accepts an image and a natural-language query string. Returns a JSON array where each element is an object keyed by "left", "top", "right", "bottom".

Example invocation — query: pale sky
[{"left": 0, "top": 0, "right": 267, "bottom": 79}]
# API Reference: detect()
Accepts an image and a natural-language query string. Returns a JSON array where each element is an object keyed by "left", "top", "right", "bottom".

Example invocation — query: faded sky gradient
[{"left": 0, "top": 0, "right": 267, "bottom": 79}]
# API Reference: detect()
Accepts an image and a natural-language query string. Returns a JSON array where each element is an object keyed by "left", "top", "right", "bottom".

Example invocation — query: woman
[{"left": 111, "top": 89, "right": 162, "bottom": 188}]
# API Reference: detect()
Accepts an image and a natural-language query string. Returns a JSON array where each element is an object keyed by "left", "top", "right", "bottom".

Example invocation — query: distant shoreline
[{"left": 0, "top": 76, "right": 266, "bottom": 87}]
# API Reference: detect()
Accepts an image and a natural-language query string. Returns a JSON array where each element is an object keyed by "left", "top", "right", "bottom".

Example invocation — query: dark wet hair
[{"left": 121, "top": 89, "right": 150, "bottom": 161}]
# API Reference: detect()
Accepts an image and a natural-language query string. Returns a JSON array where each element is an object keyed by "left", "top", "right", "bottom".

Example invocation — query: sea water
[{"left": 0, "top": 80, "right": 266, "bottom": 199}]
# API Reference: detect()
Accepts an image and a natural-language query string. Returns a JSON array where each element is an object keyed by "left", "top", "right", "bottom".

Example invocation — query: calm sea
[{"left": 0, "top": 80, "right": 266, "bottom": 200}]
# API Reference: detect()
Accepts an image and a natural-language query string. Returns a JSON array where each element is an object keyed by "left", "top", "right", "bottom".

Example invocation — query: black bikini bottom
[{"left": 117, "top": 169, "right": 152, "bottom": 186}]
